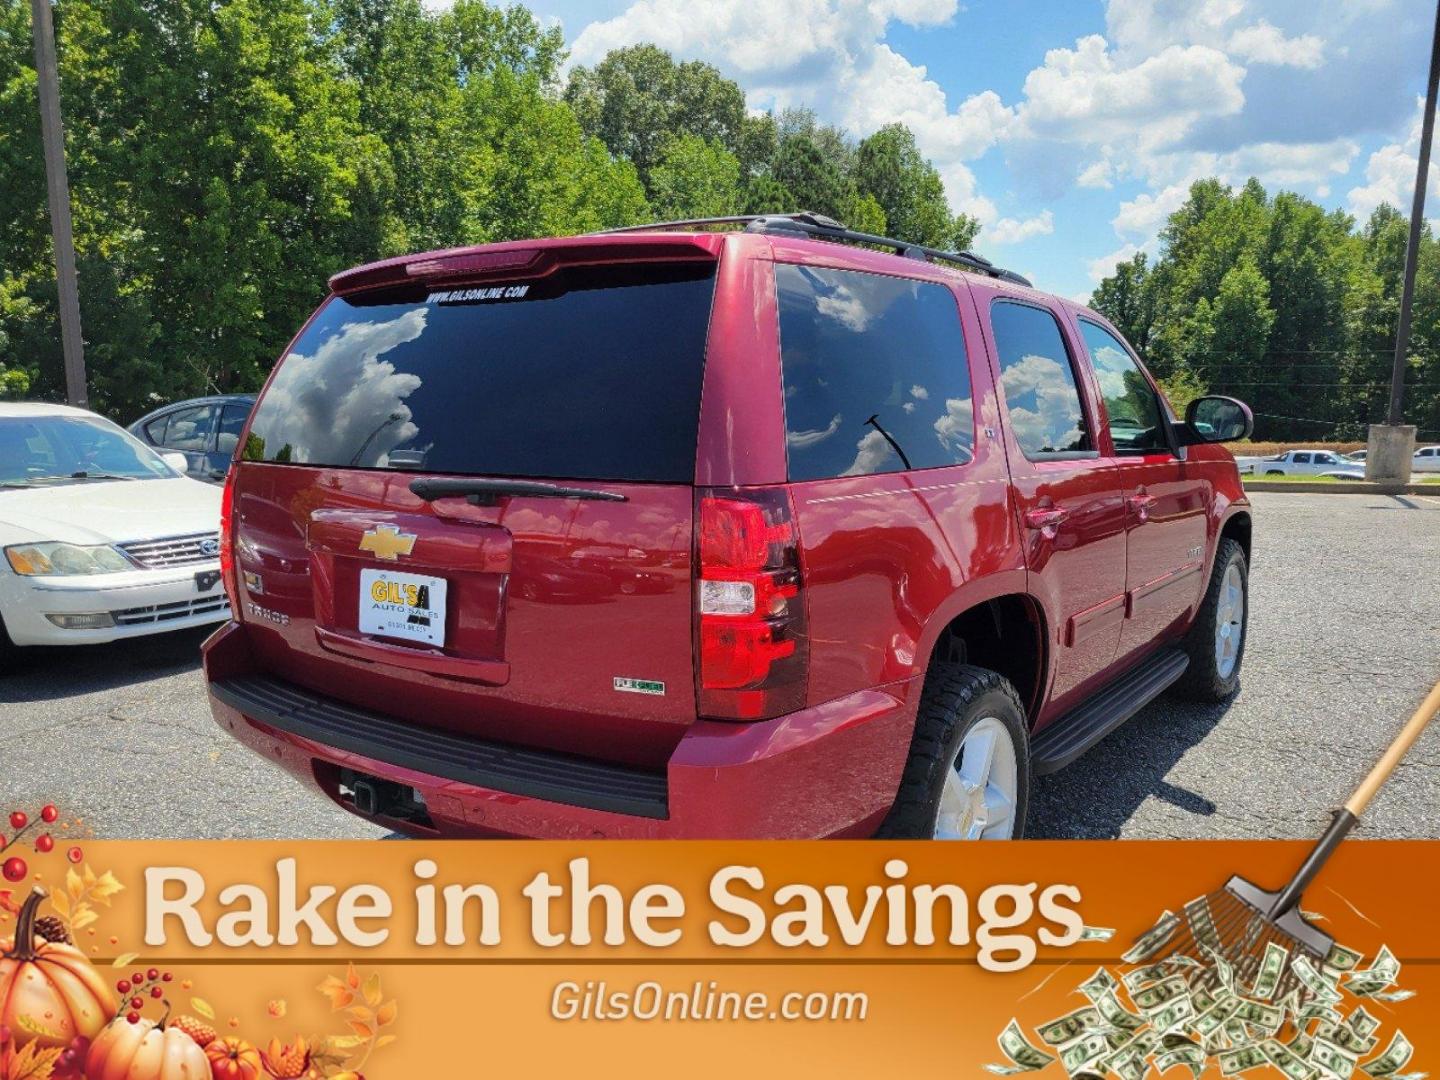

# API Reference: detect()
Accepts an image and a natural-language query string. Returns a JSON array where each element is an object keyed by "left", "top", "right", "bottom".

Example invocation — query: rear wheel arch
[{"left": 923, "top": 593, "right": 1047, "bottom": 725}]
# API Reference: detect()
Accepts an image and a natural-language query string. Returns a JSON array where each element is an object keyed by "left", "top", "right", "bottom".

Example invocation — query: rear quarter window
[
  {"left": 776, "top": 263, "right": 975, "bottom": 482},
  {"left": 243, "top": 263, "right": 716, "bottom": 483}
]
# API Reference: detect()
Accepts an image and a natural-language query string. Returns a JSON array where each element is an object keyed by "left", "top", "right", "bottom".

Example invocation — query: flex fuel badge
[{"left": 614, "top": 677, "right": 665, "bottom": 696}]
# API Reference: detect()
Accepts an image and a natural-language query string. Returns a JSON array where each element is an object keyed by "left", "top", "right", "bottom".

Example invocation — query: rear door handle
[{"left": 1024, "top": 507, "right": 1070, "bottom": 531}]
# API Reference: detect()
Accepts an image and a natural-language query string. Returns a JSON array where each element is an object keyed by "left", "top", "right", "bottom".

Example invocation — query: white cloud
[
  {"left": 1112, "top": 183, "right": 1190, "bottom": 238},
  {"left": 1016, "top": 36, "right": 1247, "bottom": 153},
  {"left": 1077, "top": 160, "right": 1115, "bottom": 188},
  {"left": 987, "top": 209, "right": 1055, "bottom": 245},
  {"left": 1088, "top": 242, "right": 1145, "bottom": 284},
  {"left": 1226, "top": 20, "right": 1325, "bottom": 69},
  {"left": 1347, "top": 99, "right": 1440, "bottom": 221},
  {"left": 1105, "top": 0, "right": 1326, "bottom": 69}
]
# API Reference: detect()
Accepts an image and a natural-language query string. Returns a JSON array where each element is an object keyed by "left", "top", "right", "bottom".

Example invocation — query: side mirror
[
  {"left": 1179, "top": 396, "right": 1253, "bottom": 445},
  {"left": 161, "top": 452, "right": 190, "bottom": 473}
]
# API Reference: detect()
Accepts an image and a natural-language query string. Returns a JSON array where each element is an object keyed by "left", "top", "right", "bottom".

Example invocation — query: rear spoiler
[{"left": 328, "top": 233, "right": 725, "bottom": 297}]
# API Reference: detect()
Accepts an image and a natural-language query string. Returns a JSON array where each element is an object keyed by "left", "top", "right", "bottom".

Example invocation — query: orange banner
[{"left": 1, "top": 840, "right": 1435, "bottom": 1078}]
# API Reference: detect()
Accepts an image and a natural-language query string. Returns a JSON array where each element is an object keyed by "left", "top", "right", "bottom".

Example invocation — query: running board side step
[{"left": 1030, "top": 648, "right": 1189, "bottom": 774}]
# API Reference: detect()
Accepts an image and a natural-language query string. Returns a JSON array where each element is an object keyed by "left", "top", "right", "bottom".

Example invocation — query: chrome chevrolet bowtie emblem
[{"left": 358, "top": 524, "right": 417, "bottom": 561}]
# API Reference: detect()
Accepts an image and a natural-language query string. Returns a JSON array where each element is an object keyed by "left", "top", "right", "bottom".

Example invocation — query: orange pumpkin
[
  {"left": 206, "top": 1036, "right": 264, "bottom": 1080},
  {"left": 0, "top": 887, "right": 115, "bottom": 1049},
  {"left": 86, "top": 1014, "right": 210, "bottom": 1080}
]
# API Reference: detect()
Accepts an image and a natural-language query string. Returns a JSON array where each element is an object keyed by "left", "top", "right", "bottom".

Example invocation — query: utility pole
[{"left": 29, "top": 0, "right": 87, "bottom": 409}]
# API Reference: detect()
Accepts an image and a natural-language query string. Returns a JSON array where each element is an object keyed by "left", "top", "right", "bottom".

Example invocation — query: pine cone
[
  {"left": 171, "top": 1015, "right": 217, "bottom": 1048},
  {"left": 33, "top": 915, "right": 70, "bottom": 944}
]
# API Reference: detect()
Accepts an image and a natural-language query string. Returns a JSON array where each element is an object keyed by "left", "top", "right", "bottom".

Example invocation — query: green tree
[
  {"left": 648, "top": 133, "right": 742, "bottom": 220},
  {"left": 1090, "top": 252, "right": 1156, "bottom": 359},
  {"left": 854, "top": 123, "right": 978, "bottom": 250},
  {"left": 564, "top": 44, "right": 746, "bottom": 193}
]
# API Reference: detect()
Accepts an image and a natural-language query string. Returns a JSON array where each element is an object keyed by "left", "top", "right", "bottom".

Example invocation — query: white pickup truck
[{"left": 1240, "top": 449, "right": 1365, "bottom": 478}]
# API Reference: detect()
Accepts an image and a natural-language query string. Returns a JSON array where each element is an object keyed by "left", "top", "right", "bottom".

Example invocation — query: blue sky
[{"left": 451, "top": 0, "right": 1437, "bottom": 300}]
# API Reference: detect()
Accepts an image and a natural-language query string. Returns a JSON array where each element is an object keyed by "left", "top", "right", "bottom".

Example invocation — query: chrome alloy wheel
[
  {"left": 933, "top": 716, "right": 1019, "bottom": 839},
  {"left": 1214, "top": 562, "right": 1245, "bottom": 679}
]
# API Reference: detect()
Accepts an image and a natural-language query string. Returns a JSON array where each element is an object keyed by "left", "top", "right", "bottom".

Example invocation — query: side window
[
  {"left": 776, "top": 264, "right": 975, "bottom": 481},
  {"left": 1293, "top": 453, "right": 1311, "bottom": 464},
  {"left": 217, "top": 404, "right": 250, "bottom": 456},
  {"left": 158, "top": 404, "right": 216, "bottom": 452},
  {"left": 989, "top": 301, "right": 1092, "bottom": 459},
  {"left": 1077, "top": 320, "right": 1169, "bottom": 454},
  {"left": 144, "top": 415, "right": 170, "bottom": 445}
]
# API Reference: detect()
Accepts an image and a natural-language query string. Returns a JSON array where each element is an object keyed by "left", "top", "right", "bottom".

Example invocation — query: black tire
[
  {"left": 877, "top": 664, "right": 1030, "bottom": 840},
  {"left": 1173, "top": 538, "right": 1248, "bottom": 701},
  {"left": 1265, "top": 470, "right": 1283, "bottom": 476},
  {"left": 0, "top": 614, "right": 15, "bottom": 674}
]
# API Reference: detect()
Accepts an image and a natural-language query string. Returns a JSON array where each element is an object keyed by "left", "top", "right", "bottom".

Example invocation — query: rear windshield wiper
[{"left": 409, "top": 477, "right": 628, "bottom": 507}]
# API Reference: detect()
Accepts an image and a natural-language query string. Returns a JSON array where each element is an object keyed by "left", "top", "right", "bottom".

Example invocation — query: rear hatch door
[{"left": 232, "top": 249, "right": 717, "bottom": 769}]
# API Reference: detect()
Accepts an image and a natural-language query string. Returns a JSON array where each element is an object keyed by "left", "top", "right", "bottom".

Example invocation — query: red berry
[
  {"left": 126, "top": 1012, "right": 140, "bottom": 1025},
  {"left": 35, "top": 834, "right": 53, "bottom": 853},
  {"left": 150, "top": 987, "right": 162, "bottom": 999},
  {"left": 147, "top": 967, "right": 159, "bottom": 981},
  {"left": 40, "top": 805, "right": 58, "bottom": 824},
  {"left": 117, "top": 980, "right": 131, "bottom": 994},
  {"left": 130, "top": 996, "right": 143, "bottom": 1010},
  {"left": 8, "top": 811, "right": 26, "bottom": 830},
  {"left": 161, "top": 972, "right": 173, "bottom": 982},
  {"left": 2, "top": 856, "right": 26, "bottom": 882},
  {"left": 66, "top": 846, "right": 82, "bottom": 864}
]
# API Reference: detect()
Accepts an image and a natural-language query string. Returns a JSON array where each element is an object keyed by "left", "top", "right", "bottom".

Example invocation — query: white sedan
[
  {"left": 1414, "top": 446, "right": 1440, "bottom": 473},
  {"left": 0, "top": 403, "right": 229, "bottom": 649}
]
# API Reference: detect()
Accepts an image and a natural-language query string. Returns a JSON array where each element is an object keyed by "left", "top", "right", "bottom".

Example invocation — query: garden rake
[{"left": 1131, "top": 677, "right": 1440, "bottom": 1003}]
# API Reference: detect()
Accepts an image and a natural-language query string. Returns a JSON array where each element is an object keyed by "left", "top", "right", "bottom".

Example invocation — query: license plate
[{"left": 358, "top": 568, "right": 447, "bottom": 647}]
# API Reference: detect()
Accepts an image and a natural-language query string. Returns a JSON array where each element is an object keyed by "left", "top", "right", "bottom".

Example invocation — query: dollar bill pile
[{"left": 986, "top": 909, "right": 1422, "bottom": 1079}]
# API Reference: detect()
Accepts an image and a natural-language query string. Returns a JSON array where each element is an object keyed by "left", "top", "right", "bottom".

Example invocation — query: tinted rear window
[
  {"left": 776, "top": 264, "right": 974, "bottom": 482},
  {"left": 244, "top": 263, "right": 716, "bottom": 483}
]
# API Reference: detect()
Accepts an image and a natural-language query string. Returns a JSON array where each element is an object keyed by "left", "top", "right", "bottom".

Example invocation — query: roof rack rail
[{"left": 597, "top": 211, "right": 1034, "bottom": 287}]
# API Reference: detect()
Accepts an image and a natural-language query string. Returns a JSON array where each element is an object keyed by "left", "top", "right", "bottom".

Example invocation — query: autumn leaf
[
  {"left": 374, "top": 1034, "right": 397, "bottom": 1050},
  {"left": 46, "top": 892, "right": 67, "bottom": 919},
  {"left": 317, "top": 976, "right": 354, "bottom": 1011},
  {"left": 65, "top": 869, "right": 83, "bottom": 902},
  {"left": 90, "top": 871, "right": 124, "bottom": 905},
  {"left": 375, "top": 1000, "right": 397, "bottom": 1027},
  {"left": 191, "top": 998, "right": 216, "bottom": 1021},
  {"left": 111, "top": 952, "right": 138, "bottom": 968},
  {"left": 70, "top": 907, "right": 98, "bottom": 932},
  {"left": 14, "top": 1014, "right": 63, "bottom": 1041},
  {"left": 361, "top": 972, "right": 382, "bottom": 1008},
  {"left": 322, "top": 1035, "right": 365, "bottom": 1053},
  {"left": 344, "top": 963, "right": 360, "bottom": 990},
  {"left": 82, "top": 864, "right": 96, "bottom": 890},
  {"left": 346, "top": 1020, "right": 373, "bottom": 1041},
  {"left": 3, "top": 1041, "right": 63, "bottom": 1080}
]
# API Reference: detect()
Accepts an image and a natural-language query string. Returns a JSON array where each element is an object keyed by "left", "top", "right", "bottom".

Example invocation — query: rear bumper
[{"left": 202, "top": 621, "right": 915, "bottom": 838}]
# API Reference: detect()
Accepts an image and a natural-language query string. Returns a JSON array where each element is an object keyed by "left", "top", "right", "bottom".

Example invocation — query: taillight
[
  {"left": 696, "top": 488, "right": 808, "bottom": 720},
  {"left": 219, "top": 466, "right": 238, "bottom": 613}
]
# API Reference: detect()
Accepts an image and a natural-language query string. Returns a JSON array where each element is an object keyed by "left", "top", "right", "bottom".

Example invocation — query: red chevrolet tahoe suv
[{"left": 203, "top": 212, "right": 1254, "bottom": 840}]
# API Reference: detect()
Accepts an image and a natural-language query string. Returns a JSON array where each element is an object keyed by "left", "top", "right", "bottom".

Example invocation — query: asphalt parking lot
[{"left": 2, "top": 491, "right": 1437, "bottom": 841}]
